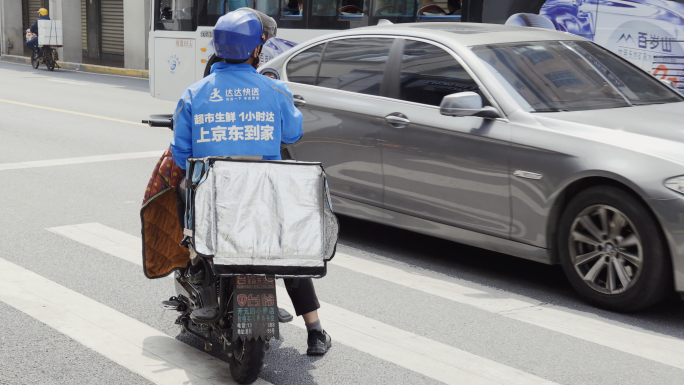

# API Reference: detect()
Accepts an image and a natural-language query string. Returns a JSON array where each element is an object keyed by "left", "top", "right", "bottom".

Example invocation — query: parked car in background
[{"left": 261, "top": 22, "right": 684, "bottom": 311}]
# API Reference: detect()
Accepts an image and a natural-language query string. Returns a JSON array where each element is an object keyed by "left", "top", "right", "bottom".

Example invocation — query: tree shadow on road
[{"left": 260, "top": 336, "right": 319, "bottom": 385}]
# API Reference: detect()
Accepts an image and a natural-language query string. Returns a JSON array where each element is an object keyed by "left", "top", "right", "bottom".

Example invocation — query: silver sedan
[{"left": 260, "top": 22, "right": 684, "bottom": 311}]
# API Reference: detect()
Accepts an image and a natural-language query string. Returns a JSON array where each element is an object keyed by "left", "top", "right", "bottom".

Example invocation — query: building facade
[{"left": 0, "top": 0, "right": 150, "bottom": 70}]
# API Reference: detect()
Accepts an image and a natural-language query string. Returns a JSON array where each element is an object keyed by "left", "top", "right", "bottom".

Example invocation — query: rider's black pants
[
  {"left": 282, "top": 277, "right": 320, "bottom": 316},
  {"left": 174, "top": 177, "right": 321, "bottom": 317}
]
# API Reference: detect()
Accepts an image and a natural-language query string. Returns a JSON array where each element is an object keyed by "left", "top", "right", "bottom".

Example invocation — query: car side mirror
[{"left": 439, "top": 92, "right": 501, "bottom": 119}]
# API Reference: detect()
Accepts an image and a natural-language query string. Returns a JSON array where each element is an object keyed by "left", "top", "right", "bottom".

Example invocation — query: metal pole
[{"left": 0, "top": 0, "right": 5, "bottom": 56}]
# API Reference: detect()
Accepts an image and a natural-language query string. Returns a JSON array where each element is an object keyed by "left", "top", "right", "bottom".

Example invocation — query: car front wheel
[{"left": 558, "top": 186, "right": 671, "bottom": 311}]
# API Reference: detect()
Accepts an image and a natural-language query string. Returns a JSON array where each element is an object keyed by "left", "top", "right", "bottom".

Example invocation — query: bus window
[
  {"left": 197, "top": 0, "right": 223, "bottom": 27},
  {"left": 308, "top": 0, "right": 364, "bottom": 30},
  {"left": 198, "top": 0, "right": 279, "bottom": 26},
  {"left": 255, "top": 0, "right": 280, "bottom": 16},
  {"left": 339, "top": 0, "right": 364, "bottom": 17},
  {"left": 156, "top": 0, "right": 197, "bottom": 31},
  {"left": 312, "top": 0, "right": 337, "bottom": 16},
  {"left": 283, "top": 0, "right": 303, "bottom": 15},
  {"left": 417, "top": 0, "right": 461, "bottom": 18},
  {"left": 373, "top": 0, "right": 414, "bottom": 17}
]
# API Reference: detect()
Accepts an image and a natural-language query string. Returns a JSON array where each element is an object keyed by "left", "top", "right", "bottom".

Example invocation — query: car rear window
[
  {"left": 286, "top": 43, "right": 325, "bottom": 85},
  {"left": 472, "top": 41, "right": 683, "bottom": 112},
  {"left": 316, "top": 38, "right": 394, "bottom": 96}
]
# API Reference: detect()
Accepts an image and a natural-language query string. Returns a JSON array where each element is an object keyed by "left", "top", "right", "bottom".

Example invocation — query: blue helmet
[{"left": 214, "top": 9, "right": 272, "bottom": 61}]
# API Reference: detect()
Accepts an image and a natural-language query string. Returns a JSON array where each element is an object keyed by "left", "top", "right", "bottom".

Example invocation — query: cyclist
[
  {"left": 170, "top": 8, "right": 332, "bottom": 356},
  {"left": 26, "top": 8, "right": 50, "bottom": 56}
]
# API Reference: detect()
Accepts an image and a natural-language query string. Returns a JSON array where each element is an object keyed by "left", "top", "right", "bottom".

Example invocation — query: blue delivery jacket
[{"left": 171, "top": 62, "right": 303, "bottom": 169}]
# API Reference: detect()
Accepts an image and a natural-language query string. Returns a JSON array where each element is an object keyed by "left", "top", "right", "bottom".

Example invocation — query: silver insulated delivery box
[{"left": 189, "top": 158, "right": 339, "bottom": 277}]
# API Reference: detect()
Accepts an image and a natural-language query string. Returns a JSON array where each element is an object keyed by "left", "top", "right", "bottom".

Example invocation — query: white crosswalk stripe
[
  {"left": 49, "top": 223, "right": 684, "bottom": 372},
  {"left": 0, "top": 257, "right": 270, "bottom": 385},
  {"left": 0, "top": 151, "right": 162, "bottom": 171},
  {"left": 332, "top": 254, "right": 684, "bottom": 371},
  {"left": 48, "top": 223, "right": 560, "bottom": 385}
]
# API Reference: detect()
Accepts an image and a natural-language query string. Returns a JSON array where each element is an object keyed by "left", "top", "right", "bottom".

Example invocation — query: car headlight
[{"left": 665, "top": 176, "right": 684, "bottom": 195}]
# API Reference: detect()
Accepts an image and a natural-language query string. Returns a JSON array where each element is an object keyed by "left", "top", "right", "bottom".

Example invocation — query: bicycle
[{"left": 31, "top": 45, "right": 60, "bottom": 71}]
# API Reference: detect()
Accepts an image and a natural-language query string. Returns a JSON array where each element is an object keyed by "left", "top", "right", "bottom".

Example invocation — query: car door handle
[
  {"left": 385, "top": 113, "right": 410, "bottom": 128},
  {"left": 293, "top": 95, "right": 306, "bottom": 107}
]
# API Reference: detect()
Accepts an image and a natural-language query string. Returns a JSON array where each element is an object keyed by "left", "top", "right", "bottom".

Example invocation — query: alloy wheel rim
[{"left": 568, "top": 204, "right": 643, "bottom": 295}]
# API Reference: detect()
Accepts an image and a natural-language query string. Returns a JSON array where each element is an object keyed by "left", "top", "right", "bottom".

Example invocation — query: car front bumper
[{"left": 648, "top": 196, "right": 684, "bottom": 292}]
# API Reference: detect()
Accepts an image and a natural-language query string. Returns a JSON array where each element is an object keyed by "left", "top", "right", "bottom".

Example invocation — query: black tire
[
  {"left": 229, "top": 338, "right": 266, "bottom": 384},
  {"left": 558, "top": 186, "right": 672, "bottom": 311},
  {"left": 203, "top": 54, "right": 219, "bottom": 78},
  {"left": 31, "top": 50, "right": 39, "bottom": 69},
  {"left": 46, "top": 55, "right": 55, "bottom": 71}
]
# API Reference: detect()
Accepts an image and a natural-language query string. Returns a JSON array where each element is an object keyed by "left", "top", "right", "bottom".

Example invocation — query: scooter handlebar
[{"left": 142, "top": 118, "right": 174, "bottom": 130}]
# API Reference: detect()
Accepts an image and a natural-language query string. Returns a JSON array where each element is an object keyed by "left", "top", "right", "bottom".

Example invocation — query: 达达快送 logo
[{"left": 168, "top": 55, "right": 180, "bottom": 74}]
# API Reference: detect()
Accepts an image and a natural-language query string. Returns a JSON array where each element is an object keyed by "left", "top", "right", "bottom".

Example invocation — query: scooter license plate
[{"left": 232, "top": 275, "right": 279, "bottom": 341}]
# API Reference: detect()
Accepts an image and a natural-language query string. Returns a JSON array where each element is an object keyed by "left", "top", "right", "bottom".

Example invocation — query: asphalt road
[{"left": 2, "top": 60, "right": 684, "bottom": 385}]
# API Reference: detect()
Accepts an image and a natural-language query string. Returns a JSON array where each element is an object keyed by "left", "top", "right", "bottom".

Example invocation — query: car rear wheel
[{"left": 558, "top": 186, "right": 671, "bottom": 311}]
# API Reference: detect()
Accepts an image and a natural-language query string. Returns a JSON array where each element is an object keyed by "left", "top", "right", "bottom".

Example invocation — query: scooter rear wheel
[
  {"left": 229, "top": 337, "right": 267, "bottom": 384},
  {"left": 46, "top": 51, "right": 55, "bottom": 71}
]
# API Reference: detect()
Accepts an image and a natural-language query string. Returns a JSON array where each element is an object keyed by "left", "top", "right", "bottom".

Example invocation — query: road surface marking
[
  {"left": 50, "top": 223, "right": 684, "bottom": 373},
  {"left": 0, "top": 151, "right": 162, "bottom": 171},
  {"left": 330, "top": 253, "right": 684, "bottom": 371},
  {"left": 0, "top": 60, "right": 148, "bottom": 80},
  {"left": 49, "top": 223, "right": 142, "bottom": 265},
  {"left": 0, "top": 98, "right": 147, "bottom": 126},
  {"left": 49, "top": 223, "right": 559, "bottom": 385},
  {"left": 276, "top": 289, "right": 557, "bottom": 385},
  {"left": 49, "top": 79, "right": 88, "bottom": 86},
  {"left": 0, "top": 257, "right": 270, "bottom": 385}
]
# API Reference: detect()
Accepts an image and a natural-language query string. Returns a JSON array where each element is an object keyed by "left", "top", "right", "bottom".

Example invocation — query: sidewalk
[{"left": 0, "top": 55, "right": 148, "bottom": 78}]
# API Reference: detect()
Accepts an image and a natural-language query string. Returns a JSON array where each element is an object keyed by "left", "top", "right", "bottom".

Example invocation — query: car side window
[
  {"left": 316, "top": 38, "right": 394, "bottom": 96},
  {"left": 398, "top": 40, "right": 486, "bottom": 107},
  {"left": 286, "top": 44, "right": 325, "bottom": 85}
]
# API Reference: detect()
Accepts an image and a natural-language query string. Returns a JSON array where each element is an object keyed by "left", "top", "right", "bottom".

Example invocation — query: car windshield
[{"left": 471, "top": 41, "right": 683, "bottom": 112}]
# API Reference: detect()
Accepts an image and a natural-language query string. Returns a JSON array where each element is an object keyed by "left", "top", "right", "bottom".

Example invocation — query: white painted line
[
  {"left": 60, "top": 224, "right": 684, "bottom": 371},
  {"left": 49, "top": 223, "right": 559, "bottom": 385},
  {"left": 0, "top": 257, "right": 270, "bottom": 385},
  {"left": 0, "top": 151, "right": 162, "bottom": 171},
  {"left": 49, "top": 79, "right": 88, "bottom": 86},
  {"left": 49, "top": 223, "right": 142, "bottom": 265},
  {"left": 0, "top": 98, "right": 149, "bottom": 126},
  {"left": 331, "top": 253, "right": 684, "bottom": 371},
  {"left": 276, "top": 288, "right": 556, "bottom": 385}
]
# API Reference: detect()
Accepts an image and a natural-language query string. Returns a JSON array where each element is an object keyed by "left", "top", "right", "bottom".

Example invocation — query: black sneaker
[{"left": 307, "top": 330, "right": 331, "bottom": 356}]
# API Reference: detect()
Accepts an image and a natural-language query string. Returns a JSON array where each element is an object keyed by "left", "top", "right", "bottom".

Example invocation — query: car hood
[{"left": 533, "top": 102, "right": 684, "bottom": 165}]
